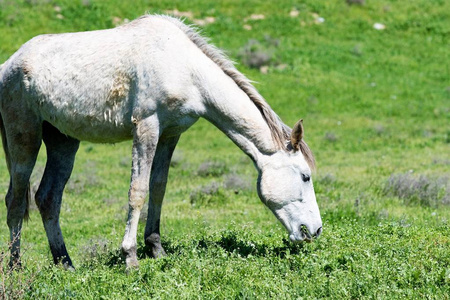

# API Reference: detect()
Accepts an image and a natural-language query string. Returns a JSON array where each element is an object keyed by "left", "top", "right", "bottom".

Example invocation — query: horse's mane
[{"left": 138, "top": 15, "right": 315, "bottom": 169}]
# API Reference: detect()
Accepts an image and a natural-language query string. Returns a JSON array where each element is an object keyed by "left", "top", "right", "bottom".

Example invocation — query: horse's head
[{"left": 257, "top": 120, "right": 322, "bottom": 242}]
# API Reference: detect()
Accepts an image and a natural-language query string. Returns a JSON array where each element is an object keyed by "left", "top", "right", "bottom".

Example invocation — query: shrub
[
  {"left": 384, "top": 173, "right": 449, "bottom": 207},
  {"left": 196, "top": 160, "right": 228, "bottom": 177},
  {"left": 237, "top": 36, "right": 280, "bottom": 69},
  {"left": 346, "top": 0, "right": 365, "bottom": 5},
  {"left": 223, "top": 173, "right": 252, "bottom": 194},
  {"left": 324, "top": 132, "right": 338, "bottom": 143}
]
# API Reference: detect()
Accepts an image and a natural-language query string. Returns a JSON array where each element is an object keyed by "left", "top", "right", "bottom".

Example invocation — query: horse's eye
[{"left": 301, "top": 173, "right": 310, "bottom": 182}]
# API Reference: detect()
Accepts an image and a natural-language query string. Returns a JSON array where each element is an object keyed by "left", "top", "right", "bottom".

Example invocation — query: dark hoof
[
  {"left": 8, "top": 259, "right": 22, "bottom": 271},
  {"left": 145, "top": 233, "right": 167, "bottom": 258},
  {"left": 53, "top": 255, "right": 74, "bottom": 270},
  {"left": 151, "top": 245, "right": 167, "bottom": 258}
]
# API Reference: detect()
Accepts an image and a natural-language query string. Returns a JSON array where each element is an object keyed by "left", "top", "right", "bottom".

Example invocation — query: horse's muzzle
[{"left": 289, "top": 224, "right": 322, "bottom": 243}]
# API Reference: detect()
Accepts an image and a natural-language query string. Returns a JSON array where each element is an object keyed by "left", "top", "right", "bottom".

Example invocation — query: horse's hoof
[
  {"left": 63, "top": 263, "right": 76, "bottom": 272},
  {"left": 125, "top": 257, "right": 140, "bottom": 271},
  {"left": 152, "top": 245, "right": 167, "bottom": 258}
]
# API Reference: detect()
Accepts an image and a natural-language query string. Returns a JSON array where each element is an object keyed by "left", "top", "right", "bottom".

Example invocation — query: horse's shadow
[
  {"left": 104, "top": 232, "right": 310, "bottom": 267},
  {"left": 194, "top": 234, "right": 308, "bottom": 258}
]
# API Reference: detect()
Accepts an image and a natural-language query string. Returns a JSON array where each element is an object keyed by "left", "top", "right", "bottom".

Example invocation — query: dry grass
[{"left": 0, "top": 236, "right": 38, "bottom": 300}]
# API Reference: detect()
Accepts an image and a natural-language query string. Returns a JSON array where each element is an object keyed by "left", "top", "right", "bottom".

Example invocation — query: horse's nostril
[
  {"left": 299, "top": 224, "right": 311, "bottom": 239},
  {"left": 315, "top": 226, "right": 322, "bottom": 237}
]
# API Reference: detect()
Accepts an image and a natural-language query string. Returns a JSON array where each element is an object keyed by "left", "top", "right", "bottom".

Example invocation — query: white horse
[{"left": 0, "top": 15, "right": 322, "bottom": 269}]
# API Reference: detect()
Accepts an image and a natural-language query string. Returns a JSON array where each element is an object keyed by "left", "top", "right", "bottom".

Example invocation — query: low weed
[{"left": 79, "top": 238, "right": 111, "bottom": 266}]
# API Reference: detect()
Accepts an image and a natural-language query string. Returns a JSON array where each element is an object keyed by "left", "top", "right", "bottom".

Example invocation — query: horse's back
[{"left": 0, "top": 16, "right": 204, "bottom": 143}]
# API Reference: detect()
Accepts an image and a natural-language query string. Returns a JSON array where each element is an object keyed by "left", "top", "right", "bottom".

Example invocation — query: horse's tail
[
  {"left": 0, "top": 87, "right": 31, "bottom": 221},
  {"left": 0, "top": 110, "right": 10, "bottom": 175}
]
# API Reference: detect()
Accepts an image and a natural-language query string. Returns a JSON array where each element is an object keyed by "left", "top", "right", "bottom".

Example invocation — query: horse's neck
[{"left": 199, "top": 73, "right": 278, "bottom": 166}]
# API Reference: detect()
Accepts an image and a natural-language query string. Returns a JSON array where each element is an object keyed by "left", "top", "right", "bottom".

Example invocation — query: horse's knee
[
  {"left": 6, "top": 211, "right": 25, "bottom": 228},
  {"left": 34, "top": 189, "right": 59, "bottom": 220},
  {"left": 6, "top": 196, "right": 27, "bottom": 227},
  {"left": 129, "top": 185, "right": 147, "bottom": 209},
  {"left": 121, "top": 240, "right": 137, "bottom": 255},
  {"left": 5, "top": 184, "right": 12, "bottom": 208},
  {"left": 34, "top": 188, "right": 45, "bottom": 207},
  {"left": 34, "top": 191, "right": 48, "bottom": 213}
]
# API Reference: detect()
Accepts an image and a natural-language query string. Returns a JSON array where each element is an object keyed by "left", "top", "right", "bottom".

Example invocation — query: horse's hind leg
[
  {"left": 144, "top": 135, "right": 180, "bottom": 258},
  {"left": 35, "top": 122, "right": 79, "bottom": 268},
  {"left": 2, "top": 111, "right": 42, "bottom": 268}
]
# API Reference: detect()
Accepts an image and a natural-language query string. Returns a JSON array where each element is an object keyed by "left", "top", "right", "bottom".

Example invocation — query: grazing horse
[{"left": 0, "top": 15, "right": 322, "bottom": 269}]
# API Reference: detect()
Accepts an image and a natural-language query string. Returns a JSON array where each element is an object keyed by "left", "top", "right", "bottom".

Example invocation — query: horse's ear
[{"left": 290, "top": 119, "right": 304, "bottom": 151}]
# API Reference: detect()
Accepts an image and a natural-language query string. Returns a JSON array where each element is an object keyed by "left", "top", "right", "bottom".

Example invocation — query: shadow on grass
[
  {"left": 200, "top": 234, "right": 308, "bottom": 258},
  {"left": 97, "top": 231, "right": 310, "bottom": 268},
  {"left": 153, "top": 232, "right": 309, "bottom": 259}
]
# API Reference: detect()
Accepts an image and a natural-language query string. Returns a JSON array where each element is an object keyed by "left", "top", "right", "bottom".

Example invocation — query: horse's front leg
[
  {"left": 121, "top": 116, "right": 159, "bottom": 269},
  {"left": 144, "top": 135, "right": 180, "bottom": 258}
]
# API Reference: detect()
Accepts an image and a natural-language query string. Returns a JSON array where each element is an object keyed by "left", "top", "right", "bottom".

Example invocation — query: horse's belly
[
  {"left": 44, "top": 109, "right": 134, "bottom": 143},
  {"left": 61, "top": 122, "right": 133, "bottom": 143}
]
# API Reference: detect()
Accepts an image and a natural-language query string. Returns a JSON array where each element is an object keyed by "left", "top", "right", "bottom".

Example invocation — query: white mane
[{"left": 148, "top": 15, "right": 291, "bottom": 150}]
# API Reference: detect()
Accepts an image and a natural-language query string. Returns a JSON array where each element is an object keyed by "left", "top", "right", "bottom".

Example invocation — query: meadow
[{"left": 0, "top": 0, "right": 449, "bottom": 298}]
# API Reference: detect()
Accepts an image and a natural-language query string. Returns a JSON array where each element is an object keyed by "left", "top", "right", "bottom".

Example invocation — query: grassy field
[{"left": 1, "top": 0, "right": 449, "bottom": 298}]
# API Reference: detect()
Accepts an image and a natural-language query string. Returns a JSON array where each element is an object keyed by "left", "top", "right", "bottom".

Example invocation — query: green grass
[{"left": 1, "top": 0, "right": 449, "bottom": 298}]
